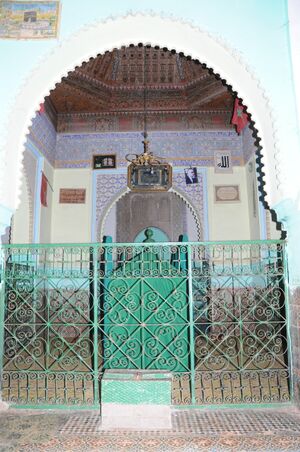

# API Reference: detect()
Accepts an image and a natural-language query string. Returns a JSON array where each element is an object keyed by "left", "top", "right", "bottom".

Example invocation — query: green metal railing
[{"left": 0, "top": 240, "right": 291, "bottom": 408}]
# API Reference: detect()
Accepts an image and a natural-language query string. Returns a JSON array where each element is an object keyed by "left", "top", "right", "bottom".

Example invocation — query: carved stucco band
[{"left": 1, "top": 13, "right": 281, "bottom": 216}]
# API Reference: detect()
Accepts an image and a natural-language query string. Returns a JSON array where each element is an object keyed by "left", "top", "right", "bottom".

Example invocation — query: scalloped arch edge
[{"left": 0, "top": 13, "right": 283, "bottom": 217}]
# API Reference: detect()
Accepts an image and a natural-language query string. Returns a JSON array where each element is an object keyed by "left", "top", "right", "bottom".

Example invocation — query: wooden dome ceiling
[{"left": 48, "top": 46, "right": 234, "bottom": 116}]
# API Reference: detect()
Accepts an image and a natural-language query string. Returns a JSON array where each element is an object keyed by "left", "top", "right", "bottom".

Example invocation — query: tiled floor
[
  {"left": 60, "top": 409, "right": 300, "bottom": 436},
  {"left": 1, "top": 406, "right": 300, "bottom": 451}
]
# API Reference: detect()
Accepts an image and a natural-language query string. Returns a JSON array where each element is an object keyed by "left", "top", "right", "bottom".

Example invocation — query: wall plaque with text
[
  {"left": 59, "top": 189, "right": 86, "bottom": 204},
  {"left": 214, "top": 185, "right": 240, "bottom": 203},
  {"left": 214, "top": 151, "right": 233, "bottom": 173}
]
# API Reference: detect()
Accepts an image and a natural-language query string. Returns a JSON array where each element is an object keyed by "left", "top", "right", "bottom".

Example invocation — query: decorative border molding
[
  {"left": 1, "top": 12, "right": 282, "bottom": 217},
  {"left": 56, "top": 110, "right": 233, "bottom": 134}
]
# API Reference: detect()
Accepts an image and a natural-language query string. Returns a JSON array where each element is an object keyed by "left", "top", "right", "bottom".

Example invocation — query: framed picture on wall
[
  {"left": 214, "top": 151, "right": 233, "bottom": 173},
  {"left": 127, "top": 164, "right": 172, "bottom": 192},
  {"left": 0, "top": 1, "right": 61, "bottom": 40},
  {"left": 59, "top": 189, "right": 86, "bottom": 204},
  {"left": 214, "top": 185, "right": 240, "bottom": 203},
  {"left": 184, "top": 167, "right": 198, "bottom": 185},
  {"left": 93, "top": 154, "right": 116, "bottom": 169}
]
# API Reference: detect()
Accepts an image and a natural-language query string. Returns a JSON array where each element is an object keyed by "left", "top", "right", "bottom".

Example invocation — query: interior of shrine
[
  {"left": 2, "top": 1, "right": 300, "bottom": 446},
  {"left": 7, "top": 45, "right": 281, "bottom": 245},
  {"left": 1, "top": 45, "right": 289, "bottom": 410}
]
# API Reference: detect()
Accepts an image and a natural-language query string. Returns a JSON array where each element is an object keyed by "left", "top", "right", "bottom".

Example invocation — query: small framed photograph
[
  {"left": 93, "top": 154, "right": 116, "bottom": 169},
  {"left": 184, "top": 167, "right": 198, "bottom": 185}
]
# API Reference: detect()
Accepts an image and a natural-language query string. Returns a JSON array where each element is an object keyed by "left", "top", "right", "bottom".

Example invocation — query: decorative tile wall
[
  {"left": 27, "top": 113, "right": 57, "bottom": 166},
  {"left": 55, "top": 131, "right": 243, "bottom": 169},
  {"left": 27, "top": 114, "right": 257, "bottom": 170},
  {"left": 95, "top": 173, "right": 128, "bottom": 241},
  {"left": 173, "top": 171, "right": 205, "bottom": 237}
]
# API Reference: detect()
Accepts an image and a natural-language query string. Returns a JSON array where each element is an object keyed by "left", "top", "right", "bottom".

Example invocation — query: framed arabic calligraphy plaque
[
  {"left": 93, "top": 154, "right": 116, "bottom": 169},
  {"left": 214, "top": 151, "right": 233, "bottom": 173}
]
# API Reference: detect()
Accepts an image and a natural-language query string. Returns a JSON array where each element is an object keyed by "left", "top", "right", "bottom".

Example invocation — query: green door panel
[{"left": 102, "top": 250, "right": 189, "bottom": 372}]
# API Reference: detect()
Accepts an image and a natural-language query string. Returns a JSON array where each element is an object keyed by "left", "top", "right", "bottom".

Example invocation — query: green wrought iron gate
[{"left": 0, "top": 240, "right": 291, "bottom": 408}]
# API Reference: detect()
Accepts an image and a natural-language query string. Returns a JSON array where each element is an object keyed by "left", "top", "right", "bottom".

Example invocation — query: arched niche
[{"left": 100, "top": 188, "right": 203, "bottom": 243}]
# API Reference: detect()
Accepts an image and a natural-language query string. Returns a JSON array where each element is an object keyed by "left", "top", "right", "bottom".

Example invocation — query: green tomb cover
[{"left": 102, "top": 249, "right": 189, "bottom": 372}]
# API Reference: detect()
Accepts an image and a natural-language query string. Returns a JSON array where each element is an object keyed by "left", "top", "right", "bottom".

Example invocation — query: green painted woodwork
[
  {"left": 103, "top": 246, "right": 189, "bottom": 372},
  {"left": 101, "top": 370, "right": 172, "bottom": 405},
  {"left": 0, "top": 239, "right": 290, "bottom": 408}
]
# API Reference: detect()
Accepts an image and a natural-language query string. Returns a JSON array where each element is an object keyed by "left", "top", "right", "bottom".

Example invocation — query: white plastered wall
[
  {"left": 207, "top": 167, "right": 250, "bottom": 241},
  {"left": 12, "top": 164, "right": 265, "bottom": 243},
  {"left": 51, "top": 169, "right": 92, "bottom": 243}
]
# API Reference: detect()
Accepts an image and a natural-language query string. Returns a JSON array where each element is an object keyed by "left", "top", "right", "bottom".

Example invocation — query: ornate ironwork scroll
[
  {"left": 0, "top": 240, "right": 290, "bottom": 407},
  {"left": 1, "top": 245, "right": 95, "bottom": 406}
]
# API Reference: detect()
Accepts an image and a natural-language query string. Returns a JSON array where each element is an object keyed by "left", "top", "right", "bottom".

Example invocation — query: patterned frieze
[
  {"left": 56, "top": 111, "right": 232, "bottom": 134},
  {"left": 26, "top": 115, "right": 255, "bottom": 171},
  {"left": 55, "top": 131, "right": 243, "bottom": 169}
]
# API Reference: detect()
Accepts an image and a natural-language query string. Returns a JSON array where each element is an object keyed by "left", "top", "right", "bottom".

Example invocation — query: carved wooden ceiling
[{"left": 47, "top": 46, "right": 235, "bottom": 131}]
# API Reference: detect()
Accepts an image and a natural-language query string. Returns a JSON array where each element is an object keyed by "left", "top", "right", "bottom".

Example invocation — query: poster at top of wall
[{"left": 0, "top": 1, "right": 60, "bottom": 39}]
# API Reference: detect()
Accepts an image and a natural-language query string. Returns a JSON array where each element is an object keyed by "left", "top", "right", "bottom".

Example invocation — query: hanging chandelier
[{"left": 126, "top": 46, "right": 172, "bottom": 192}]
